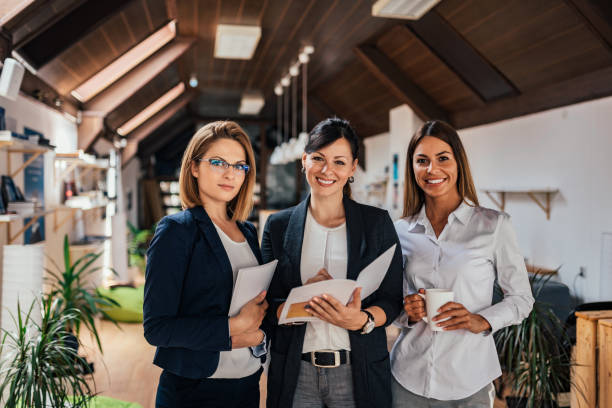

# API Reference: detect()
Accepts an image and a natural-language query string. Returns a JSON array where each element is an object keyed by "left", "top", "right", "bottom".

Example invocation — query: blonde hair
[
  {"left": 403, "top": 120, "right": 479, "bottom": 218},
  {"left": 179, "top": 121, "right": 256, "bottom": 222}
]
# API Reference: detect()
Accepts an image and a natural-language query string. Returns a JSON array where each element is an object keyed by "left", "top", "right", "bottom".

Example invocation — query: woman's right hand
[
  {"left": 305, "top": 268, "right": 332, "bottom": 285},
  {"left": 230, "top": 291, "right": 268, "bottom": 335},
  {"left": 404, "top": 288, "right": 426, "bottom": 323}
]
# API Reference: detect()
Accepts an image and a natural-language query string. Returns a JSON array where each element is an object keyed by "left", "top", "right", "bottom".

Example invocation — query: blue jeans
[
  {"left": 155, "top": 367, "right": 262, "bottom": 408},
  {"left": 292, "top": 360, "right": 356, "bottom": 408},
  {"left": 391, "top": 375, "right": 494, "bottom": 408}
]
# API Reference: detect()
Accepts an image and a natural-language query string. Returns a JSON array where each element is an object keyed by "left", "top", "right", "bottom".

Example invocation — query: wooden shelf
[
  {"left": 481, "top": 188, "right": 559, "bottom": 220},
  {"left": 0, "top": 209, "right": 55, "bottom": 244},
  {"left": 1, "top": 135, "right": 54, "bottom": 178},
  {"left": 54, "top": 154, "right": 109, "bottom": 182},
  {"left": 53, "top": 203, "right": 108, "bottom": 232}
]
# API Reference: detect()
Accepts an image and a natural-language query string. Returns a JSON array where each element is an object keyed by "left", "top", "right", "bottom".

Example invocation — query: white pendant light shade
[{"left": 295, "top": 131, "right": 309, "bottom": 155}]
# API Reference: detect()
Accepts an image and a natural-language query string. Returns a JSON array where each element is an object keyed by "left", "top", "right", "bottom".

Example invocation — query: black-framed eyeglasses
[{"left": 196, "top": 157, "right": 250, "bottom": 175}]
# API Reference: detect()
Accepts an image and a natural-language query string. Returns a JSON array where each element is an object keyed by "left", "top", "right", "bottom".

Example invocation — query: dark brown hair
[{"left": 403, "top": 120, "right": 479, "bottom": 217}]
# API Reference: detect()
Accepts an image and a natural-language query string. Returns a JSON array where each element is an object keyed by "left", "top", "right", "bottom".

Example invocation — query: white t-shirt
[
  {"left": 301, "top": 208, "right": 351, "bottom": 353},
  {"left": 209, "top": 222, "right": 261, "bottom": 379}
]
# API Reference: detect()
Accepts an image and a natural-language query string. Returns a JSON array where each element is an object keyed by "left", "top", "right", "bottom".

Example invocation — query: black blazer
[
  {"left": 262, "top": 196, "right": 403, "bottom": 408},
  {"left": 143, "top": 206, "right": 263, "bottom": 379}
]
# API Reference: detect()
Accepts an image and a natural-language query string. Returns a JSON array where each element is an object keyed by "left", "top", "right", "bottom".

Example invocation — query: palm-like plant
[
  {"left": 0, "top": 297, "right": 94, "bottom": 407},
  {"left": 495, "top": 273, "right": 573, "bottom": 408},
  {"left": 45, "top": 235, "right": 119, "bottom": 352}
]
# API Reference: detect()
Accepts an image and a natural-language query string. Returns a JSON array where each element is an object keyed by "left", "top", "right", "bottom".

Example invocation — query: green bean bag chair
[
  {"left": 18, "top": 396, "right": 143, "bottom": 408},
  {"left": 86, "top": 396, "right": 143, "bottom": 408},
  {"left": 97, "top": 285, "right": 144, "bottom": 323}
]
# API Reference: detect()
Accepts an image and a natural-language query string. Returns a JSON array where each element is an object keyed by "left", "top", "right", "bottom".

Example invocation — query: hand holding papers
[
  {"left": 278, "top": 244, "right": 396, "bottom": 325},
  {"left": 229, "top": 260, "right": 278, "bottom": 317}
]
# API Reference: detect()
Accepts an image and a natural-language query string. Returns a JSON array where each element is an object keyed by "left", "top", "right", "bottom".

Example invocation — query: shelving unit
[
  {"left": 1, "top": 135, "right": 55, "bottom": 243},
  {"left": 0, "top": 209, "right": 55, "bottom": 244},
  {"left": 482, "top": 188, "right": 559, "bottom": 220},
  {"left": 54, "top": 152, "right": 109, "bottom": 182},
  {"left": 1, "top": 136, "right": 53, "bottom": 178},
  {"left": 53, "top": 203, "right": 108, "bottom": 232}
]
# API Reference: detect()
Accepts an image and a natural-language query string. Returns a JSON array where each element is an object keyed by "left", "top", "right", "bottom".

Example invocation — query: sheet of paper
[
  {"left": 279, "top": 279, "right": 357, "bottom": 324},
  {"left": 356, "top": 243, "right": 396, "bottom": 299},
  {"left": 278, "top": 243, "right": 397, "bottom": 324},
  {"left": 228, "top": 259, "right": 278, "bottom": 317}
]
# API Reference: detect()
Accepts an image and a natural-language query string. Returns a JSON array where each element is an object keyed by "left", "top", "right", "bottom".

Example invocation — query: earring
[
  {"left": 301, "top": 167, "right": 305, "bottom": 173},
  {"left": 348, "top": 176, "right": 354, "bottom": 183}
]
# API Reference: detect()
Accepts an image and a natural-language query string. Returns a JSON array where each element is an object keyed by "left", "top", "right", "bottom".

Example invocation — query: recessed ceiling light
[
  {"left": 71, "top": 20, "right": 177, "bottom": 102},
  {"left": 214, "top": 24, "right": 261, "bottom": 60},
  {"left": 372, "top": 0, "right": 441, "bottom": 20},
  {"left": 117, "top": 82, "right": 185, "bottom": 136},
  {"left": 239, "top": 91, "right": 265, "bottom": 115}
]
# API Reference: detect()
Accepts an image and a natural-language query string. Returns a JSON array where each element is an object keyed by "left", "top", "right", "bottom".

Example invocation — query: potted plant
[
  {"left": 127, "top": 221, "right": 154, "bottom": 274},
  {"left": 494, "top": 272, "right": 574, "bottom": 408},
  {"left": 0, "top": 297, "right": 94, "bottom": 407},
  {"left": 45, "top": 235, "right": 119, "bottom": 353}
]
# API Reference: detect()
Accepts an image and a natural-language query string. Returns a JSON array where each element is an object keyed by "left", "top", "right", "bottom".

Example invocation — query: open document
[
  {"left": 278, "top": 244, "right": 396, "bottom": 324},
  {"left": 228, "top": 259, "right": 278, "bottom": 316}
]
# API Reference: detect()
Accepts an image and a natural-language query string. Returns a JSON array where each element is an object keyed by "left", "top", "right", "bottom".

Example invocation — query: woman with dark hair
[
  {"left": 262, "top": 118, "right": 404, "bottom": 408},
  {"left": 390, "top": 120, "right": 534, "bottom": 407}
]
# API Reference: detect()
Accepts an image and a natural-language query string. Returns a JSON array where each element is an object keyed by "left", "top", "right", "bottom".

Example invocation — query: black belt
[{"left": 301, "top": 350, "right": 350, "bottom": 368}]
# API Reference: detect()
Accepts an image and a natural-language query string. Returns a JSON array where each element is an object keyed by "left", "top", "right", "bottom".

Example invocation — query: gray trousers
[
  {"left": 391, "top": 376, "right": 494, "bottom": 408},
  {"left": 292, "top": 360, "right": 356, "bottom": 408}
]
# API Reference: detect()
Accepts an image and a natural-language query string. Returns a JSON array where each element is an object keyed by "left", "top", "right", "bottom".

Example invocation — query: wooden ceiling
[{"left": 1, "top": 0, "right": 612, "bottom": 164}]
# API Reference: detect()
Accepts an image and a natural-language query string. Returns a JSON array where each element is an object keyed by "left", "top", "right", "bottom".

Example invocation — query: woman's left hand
[
  {"left": 433, "top": 302, "right": 492, "bottom": 334},
  {"left": 306, "top": 288, "right": 367, "bottom": 331}
]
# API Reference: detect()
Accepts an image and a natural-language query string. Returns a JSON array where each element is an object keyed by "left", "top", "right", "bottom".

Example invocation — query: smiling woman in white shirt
[{"left": 390, "top": 120, "right": 535, "bottom": 408}]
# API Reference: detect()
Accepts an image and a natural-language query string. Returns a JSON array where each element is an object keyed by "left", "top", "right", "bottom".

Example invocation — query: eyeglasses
[{"left": 196, "top": 157, "right": 250, "bottom": 175}]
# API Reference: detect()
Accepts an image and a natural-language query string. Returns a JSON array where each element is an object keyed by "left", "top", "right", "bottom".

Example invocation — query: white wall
[{"left": 459, "top": 96, "right": 612, "bottom": 302}]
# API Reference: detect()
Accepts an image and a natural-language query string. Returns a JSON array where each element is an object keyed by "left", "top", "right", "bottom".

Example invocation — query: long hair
[
  {"left": 178, "top": 121, "right": 256, "bottom": 222},
  {"left": 305, "top": 117, "right": 359, "bottom": 197},
  {"left": 403, "top": 120, "right": 479, "bottom": 217}
]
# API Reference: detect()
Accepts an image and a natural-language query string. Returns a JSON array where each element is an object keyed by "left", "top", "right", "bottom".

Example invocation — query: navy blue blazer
[
  {"left": 143, "top": 206, "right": 263, "bottom": 379},
  {"left": 262, "top": 196, "right": 404, "bottom": 408}
]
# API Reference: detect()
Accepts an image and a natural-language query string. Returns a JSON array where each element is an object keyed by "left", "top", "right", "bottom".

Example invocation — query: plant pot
[{"left": 506, "top": 396, "right": 559, "bottom": 408}]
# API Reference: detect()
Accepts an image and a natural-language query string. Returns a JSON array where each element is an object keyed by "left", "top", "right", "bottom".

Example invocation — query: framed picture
[{"left": 1, "top": 175, "right": 20, "bottom": 203}]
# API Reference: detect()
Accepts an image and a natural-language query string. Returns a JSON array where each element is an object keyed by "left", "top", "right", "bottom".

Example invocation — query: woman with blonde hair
[
  {"left": 144, "top": 121, "right": 268, "bottom": 408},
  {"left": 391, "top": 120, "right": 534, "bottom": 407}
]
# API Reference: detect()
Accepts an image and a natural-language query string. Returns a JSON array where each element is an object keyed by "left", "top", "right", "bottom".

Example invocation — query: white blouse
[
  {"left": 209, "top": 223, "right": 261, "bottom": 379},
  {"left": 300, "top": 208, "right": 351, "bottom": 353},
  {"left": 390, "top": 202, "right": 534, "bottom": 400}
]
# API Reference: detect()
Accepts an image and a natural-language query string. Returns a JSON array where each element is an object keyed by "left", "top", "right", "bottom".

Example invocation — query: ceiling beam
[
  {"left": 452, "top": 65, "right": 612, "bottom": 129},
  {"left": 354, "top": 44, "right": 448, "bottom": 123},
  {"left": 122, "top": 90, "right": 196, "bottom": 166},
  {"left": 85, "top": 37, "right": 194, "bottom": 114},
  {"left": 404, "top": 13, "right": 517, "bottom": 102},
  {"left": 138, "top": 115, "right": 194, "bottom": 159},
  {"left": 565, "top": 0, "right": 612, "bottom": 55},
  {"left": 77, "top": 113, "right": 104, "bottom": 151},
  {"left": 0, "top": 0, "right": 47, "bottom": 31}
]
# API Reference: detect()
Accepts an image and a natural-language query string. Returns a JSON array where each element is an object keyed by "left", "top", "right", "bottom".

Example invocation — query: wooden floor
[{"left": 81, "top": 321, "right": 505, "bottom": 408}]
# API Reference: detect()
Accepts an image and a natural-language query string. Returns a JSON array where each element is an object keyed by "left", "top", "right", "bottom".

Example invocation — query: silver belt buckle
[{"left": 312, "top": 350, "right": 340, "bottom": 368}]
